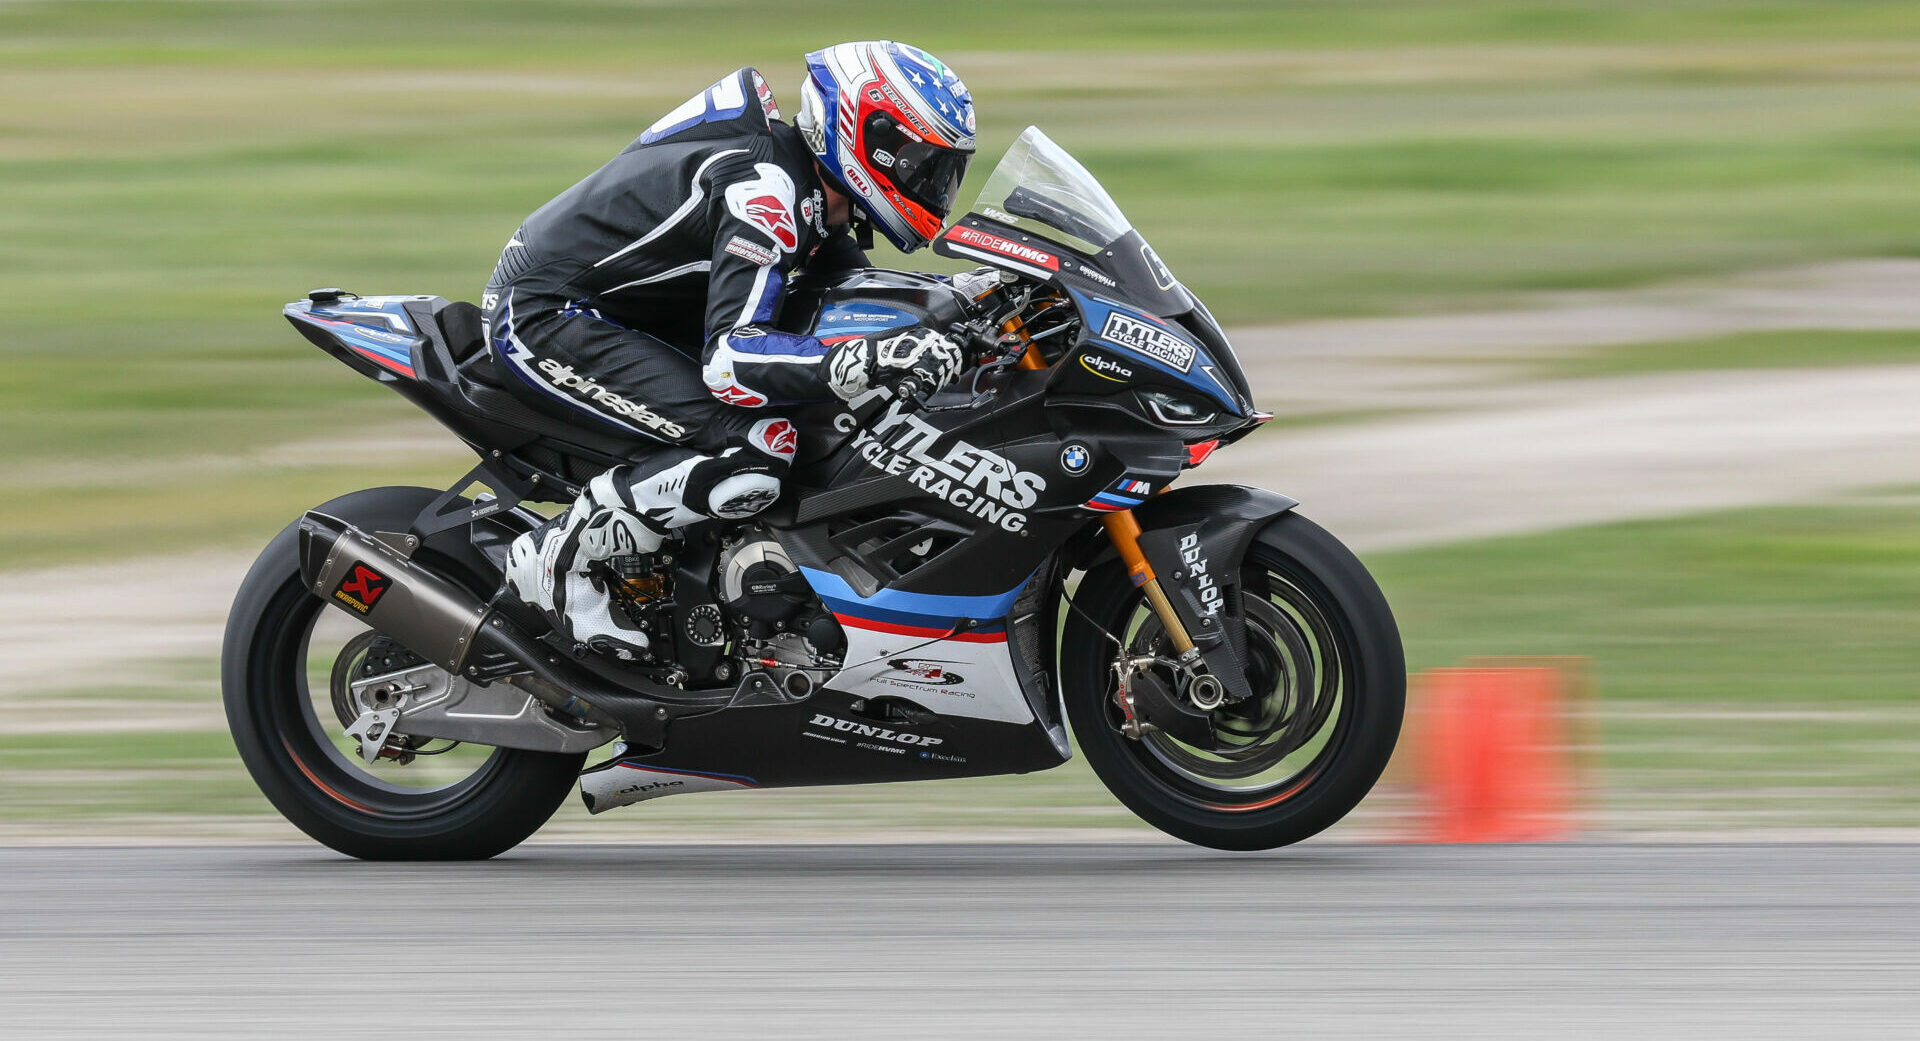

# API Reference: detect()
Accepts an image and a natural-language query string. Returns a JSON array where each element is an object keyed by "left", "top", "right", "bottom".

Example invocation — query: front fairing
[{"left": 931, "top": 127, "right": 1256, "bottom": 424}]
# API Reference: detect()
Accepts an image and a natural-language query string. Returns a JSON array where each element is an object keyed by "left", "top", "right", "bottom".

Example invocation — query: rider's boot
[
  {"left": 503, "top": 437, "right": 791, "bottom": 660},
  {"left": 504, "top": 476, "right": 668, "bottom": 660}
]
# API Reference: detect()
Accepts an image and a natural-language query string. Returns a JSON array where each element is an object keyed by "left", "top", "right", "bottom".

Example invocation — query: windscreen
[{"left": 970, "top": 127, "right": 1136, "bottom": 255}]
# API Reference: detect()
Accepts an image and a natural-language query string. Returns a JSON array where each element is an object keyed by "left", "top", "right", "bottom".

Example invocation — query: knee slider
[{"left": 686, "top": 448, "right": 786, "bottom": 520}]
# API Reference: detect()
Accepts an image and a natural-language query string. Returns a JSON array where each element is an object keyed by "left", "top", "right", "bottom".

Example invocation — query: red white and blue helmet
[{"left": 796, "top": 41, "right": 976, "bottom": 252}]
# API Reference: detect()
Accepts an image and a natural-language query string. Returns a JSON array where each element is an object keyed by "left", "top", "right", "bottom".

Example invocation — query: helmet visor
[{"left": 863, "top": 113, "right": 974, "bottom": 222}]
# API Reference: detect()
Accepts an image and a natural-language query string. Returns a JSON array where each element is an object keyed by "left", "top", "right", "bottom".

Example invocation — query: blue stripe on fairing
[
  {"left": 799, "top": 566, "right": 1027, "bottom": 625},
  {"left": 1091, "top": 492, "right": 1146, "bottom": 509}
]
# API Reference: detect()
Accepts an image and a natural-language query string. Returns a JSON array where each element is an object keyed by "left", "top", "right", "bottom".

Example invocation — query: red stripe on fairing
[
  {"left": 831, "top": 612, "right": 1008, "bottom": 644},
  {"left": 346, "top": 342, "right": 417, "bottom": 378},
  {"left": 303, "top": 316, "right": 418, "bottom": 378}
]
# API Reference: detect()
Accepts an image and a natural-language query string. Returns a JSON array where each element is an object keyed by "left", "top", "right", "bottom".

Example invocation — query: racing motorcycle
[{"left": 223, "top": 127, "right": 1404, "bottom": 859}]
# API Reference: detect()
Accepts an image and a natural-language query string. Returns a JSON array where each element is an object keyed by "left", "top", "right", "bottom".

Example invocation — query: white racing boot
[
  {"left": 503, "top": 430, "right": 791, "bottom": 661},
  {"left": 504, "top": 485, "right": 666, "bottom": 661}
]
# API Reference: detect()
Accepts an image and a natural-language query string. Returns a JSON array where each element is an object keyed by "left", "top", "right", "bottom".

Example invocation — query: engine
[{"left": 713, "top": 527, "right": 844, "bottom": 695}]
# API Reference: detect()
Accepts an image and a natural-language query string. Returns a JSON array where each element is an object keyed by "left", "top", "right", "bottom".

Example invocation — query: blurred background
[{"left": 4, "top": 0, "right": 1919, "bottom": 842}]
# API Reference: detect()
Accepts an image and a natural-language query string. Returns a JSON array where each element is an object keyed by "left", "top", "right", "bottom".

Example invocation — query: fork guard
[{"left": 1082, "top": 485, "right": 1300, "bottom": 704}]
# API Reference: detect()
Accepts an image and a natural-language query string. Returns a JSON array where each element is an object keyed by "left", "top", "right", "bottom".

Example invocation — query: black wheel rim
[
  {"left": 1106, "top": 551, "right": 1356, "bottom": 810},
  {"left": 256, "top": 575, "right": 509, "bottom": 819}
]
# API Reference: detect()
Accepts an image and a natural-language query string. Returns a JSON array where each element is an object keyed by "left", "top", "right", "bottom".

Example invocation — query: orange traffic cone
[{"left": 1413, "top": 663, "right": 1583, "bottom": 842}]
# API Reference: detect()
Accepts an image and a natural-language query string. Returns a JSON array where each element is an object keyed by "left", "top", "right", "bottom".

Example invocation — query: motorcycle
[{"left": 223, "top": 127, "right": 1404, "bottom": 859}]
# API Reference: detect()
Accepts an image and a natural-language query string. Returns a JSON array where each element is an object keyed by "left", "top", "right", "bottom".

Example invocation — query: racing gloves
[{"left": 825, "top": 327, "right": 966, "bottom": 402}]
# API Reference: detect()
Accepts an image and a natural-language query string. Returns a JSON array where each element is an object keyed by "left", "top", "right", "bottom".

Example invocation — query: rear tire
[
  {"left": 1062, "top": 511, "right": 1404, "bottom": 851},
  {"left": 222, "top": 486, "right": 585, "bottom": 860}
]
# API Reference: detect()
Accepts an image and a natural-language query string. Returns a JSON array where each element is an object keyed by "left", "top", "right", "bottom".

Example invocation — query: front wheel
[
  {"left": 1061, "top": 511, "right": 1404, "bottom": 851},
  {"left": 222, "top": 486, "right": 585, "bottom": 860}
]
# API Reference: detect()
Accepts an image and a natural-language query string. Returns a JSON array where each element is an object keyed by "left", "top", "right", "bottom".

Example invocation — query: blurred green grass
[
  {"left": 7, "top": 497, "right": 1918, "bottom": 834},
  {"left": 1534, "top": 329, "right": 1920, "bottom": 379},
  {"left": 7, "top": 0, "right": 1920, "bottom": 490}
]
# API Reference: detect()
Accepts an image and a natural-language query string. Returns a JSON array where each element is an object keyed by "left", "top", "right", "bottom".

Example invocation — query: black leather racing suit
[{"left": 481, "top": 66, "right": 866, "bottom": 515}]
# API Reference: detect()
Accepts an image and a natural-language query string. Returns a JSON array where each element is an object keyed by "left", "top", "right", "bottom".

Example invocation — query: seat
[{"left": 435, "top": 301, "right": 488, "bottom": 363}]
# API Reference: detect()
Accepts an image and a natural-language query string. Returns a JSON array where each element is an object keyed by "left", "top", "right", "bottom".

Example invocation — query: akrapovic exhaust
[
  {"left": 298, "top": 511, "right": 487, "bottom": 673},
  {"left": 297, "top": 511, "right": 674, "bottom": 746}
]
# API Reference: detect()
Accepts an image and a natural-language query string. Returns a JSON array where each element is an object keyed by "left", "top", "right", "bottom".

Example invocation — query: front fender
[{"left": 1074, "top": 484, "right": 1300, "bottom": 703}]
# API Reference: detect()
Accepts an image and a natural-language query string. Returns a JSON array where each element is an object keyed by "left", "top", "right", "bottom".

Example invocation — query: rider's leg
[{"left": 487, "top": 295, "right": 798, "bottom": 656}]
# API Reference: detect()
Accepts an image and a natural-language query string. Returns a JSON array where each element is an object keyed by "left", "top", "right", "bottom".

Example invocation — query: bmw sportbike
[{"left": 224, "top": 127, "right": 1404, "bottom": 858}]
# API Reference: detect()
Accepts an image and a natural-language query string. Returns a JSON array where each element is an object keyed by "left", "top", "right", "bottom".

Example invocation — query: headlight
[{"left": 1137, "top": 388, "right": 1217, "bottom": 426}]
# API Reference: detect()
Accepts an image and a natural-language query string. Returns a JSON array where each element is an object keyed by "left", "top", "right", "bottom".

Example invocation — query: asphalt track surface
[{"left": 3, "top": 843, "right": 1915, "bottom": 1039}]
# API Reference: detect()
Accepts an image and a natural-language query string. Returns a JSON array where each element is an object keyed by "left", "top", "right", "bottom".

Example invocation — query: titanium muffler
[{"left": 298, "top": 511, "right": 488, "bottom": 673}]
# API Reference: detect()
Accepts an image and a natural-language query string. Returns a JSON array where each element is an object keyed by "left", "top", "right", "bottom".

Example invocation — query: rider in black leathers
[{"left": 490, "top": 42, "right": 979, "bottom": 657}]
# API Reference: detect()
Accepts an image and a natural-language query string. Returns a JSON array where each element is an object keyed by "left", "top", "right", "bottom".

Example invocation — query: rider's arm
[{"left": 696, "top": 151, "right": 837, "bottom": 408}]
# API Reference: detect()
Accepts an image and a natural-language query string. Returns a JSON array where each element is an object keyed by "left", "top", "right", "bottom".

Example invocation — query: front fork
[{"left": 1100, "top": 510, "right": 1197, "bottom": 657}]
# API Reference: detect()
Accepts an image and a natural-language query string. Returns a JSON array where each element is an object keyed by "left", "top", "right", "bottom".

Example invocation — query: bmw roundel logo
[{"left": 1060, "top": 444, "right": 1091, "bottom": 474}]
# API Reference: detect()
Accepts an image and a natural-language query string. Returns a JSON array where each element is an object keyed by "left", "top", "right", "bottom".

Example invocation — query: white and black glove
[{"left": 826, "top": 327, "right": 966, "bottom": 403}]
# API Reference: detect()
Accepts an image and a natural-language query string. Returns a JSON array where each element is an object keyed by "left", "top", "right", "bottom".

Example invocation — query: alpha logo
[
  {"left": 1080, "top": 353, "right": 1133, "bottom": 382},
  {"left": 618, "top": 779, "right": 684, "bottom": 797},
  {"left": 536, "top": 358, "right": 691, "bottom": 438},
  {"left": 750, "top": 417, "right": 798, "bottom": 459},
  {"left": 332, "top": 563, "right": 391, "bottom": 615},
  {"left": 725, "top": 163, "right": 800, "bottom": 252},
  {"left": 807, "top": 713, "right": 944, "bottom": 747},
  {"left": 851, "top": 399, "right": 1047, "bottom": 533},
  {"left": 1099, "top": 312, "right": 1197, "bottom": 374},
  {"left": 882, "top": 659, "right": 966, "bottom": 686},
  {"left": 1178, "top": 532, "right": 1223, "bottom": 617},
  {"left": 946, "top": 226, "right": 1060, "bottom": 272},
  {"left": 1060, "top": 443, "right": 1091, "bottom": 474},
  {"left": 725, "top": 235, "right": 776, "bottom": 267}
]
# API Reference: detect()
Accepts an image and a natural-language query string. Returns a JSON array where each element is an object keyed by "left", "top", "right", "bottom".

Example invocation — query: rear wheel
[
  {"left": 1062, "top": 511, "right": 1404, "bottom": 850},
  {"left": 222, "top": 487, "right": 585, "bottom": 860}
]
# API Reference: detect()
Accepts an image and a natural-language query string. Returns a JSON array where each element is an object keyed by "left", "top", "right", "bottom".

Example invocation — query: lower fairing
[{"left": 577, "top": 684, "right": 1072, "bottom": 811}]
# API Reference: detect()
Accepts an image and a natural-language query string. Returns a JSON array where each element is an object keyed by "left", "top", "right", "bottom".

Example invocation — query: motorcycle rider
[{"left": 484, "top": 41, "right": 979, "bottom": 658}]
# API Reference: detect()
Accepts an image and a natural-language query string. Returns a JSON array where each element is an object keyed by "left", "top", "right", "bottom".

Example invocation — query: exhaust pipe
[
  {"left": 299, "top": 511, "right": 488, "bottom": 673},
  {"left": 297, "top": 511, "right": 675, "bottom": 748}
]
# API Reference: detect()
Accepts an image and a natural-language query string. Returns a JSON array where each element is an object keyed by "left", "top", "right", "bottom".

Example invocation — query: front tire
[
  {"left": 1062, "top": 511, "right": 1404, "bottom": 851},
  {"left": 222, "top": 486, "right": 584, "bottom": 860}
]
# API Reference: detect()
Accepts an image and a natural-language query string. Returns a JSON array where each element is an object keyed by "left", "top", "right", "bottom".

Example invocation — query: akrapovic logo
[
  {"left": 807, "top": 714, "right": 944, "bottom": 747},
  {"left": 1099, "top": 312, "right": 1196, "bottom": 373},
  {"left": 1179, "top": 532, "right": 1223, "bottom": 616}
]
